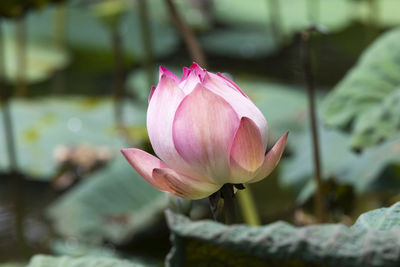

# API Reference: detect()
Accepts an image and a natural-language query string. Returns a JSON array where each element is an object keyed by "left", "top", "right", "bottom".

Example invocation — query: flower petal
[
  {"left": 189, "top": 62, "right": 206, "bottom": 78},
  {"left": 148, "top": 86, "right": 156, "bottom": 102},
  {"left": 121, "top": 148, "right": 168, "bottom": 191},
  {"left": 202, "top": 73, "right": 269, "bottom": 148},
  {"left": 181, "top": 67, "right": 191, "bottom": 81},
  {"left": 147, "top": 74, "right": 199, "bottom": 177},
  {"left": 229, "top": 117, "right": 265, "bottom": 183},
  {"left": 159, "top": 66, "right": 179, "bottom": 83},
  {"left": 180, "top": 67, "right": 202, "bottom": 94},
  {"left": 152, "top": 168, "right": 221, "bottom": 199},
  {"left": 173, "top": 84, "right": 240, "bottom": 184},
  {"left": 249, "top": 132, "right": 289, "bottom": 183},
  {"left": 216, "top": 72, "right": 248, "bottom": 98}
]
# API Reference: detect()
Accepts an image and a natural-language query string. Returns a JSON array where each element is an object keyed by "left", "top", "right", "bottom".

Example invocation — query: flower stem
[
  {"left": 237, "top": 186, "right": 261, "bottom": 226},
  {"left": 137, "top": 0, "right": 155, "bottom": 90},
  {"left": 53, "top": 3, "right": 66, "bottom": 49},
  {"left": 301, "top": 27, "right": 326, "bottom": 223},
  {"left": 221, "top": 184, "right": 235, "bottom": 225},
  {"left": 110, "top": 25, "right": 125, "bottom": 128},
  {"left": 367, "top": 0, "right": 379, "bottom": 26},
  {"left": 52, "top": 3, "right": 66, "bottom": 95},
  {"left": 164, "top": 0, "right": 207, "bottom": 67}
]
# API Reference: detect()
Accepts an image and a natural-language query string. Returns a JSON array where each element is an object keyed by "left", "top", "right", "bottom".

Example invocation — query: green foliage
[
  {"left": 27, "top": 255, "right": 137, "bottom": 267},
  {"left": 0, "top": 97, "right": 146, "bottom": 178},
  {"left": 281, "top": 123, "right": 358, "bottom": 203},
  {"left": 322, "top": 27, "right": 400, "bottom": 149},
  {"left": 51, "top": 239, "right": 119, "bottom": 258},
  {"left": 281, "top": 123, "right": 400, "bottom": 202},
  {"left": 166, "top": 202, "right": 400, "bottom": 266},
  {"left": 336, "top": 134, "right": 400, "bottom": 193},
  {"left": 3, "top": 34, "right": 70, "bottom": 84},
  {"left": 47, "top": 158, "right": 167, "bottom": 245}
]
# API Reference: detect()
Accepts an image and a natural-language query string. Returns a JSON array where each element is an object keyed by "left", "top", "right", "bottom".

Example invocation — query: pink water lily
[{"left": 121, "top": 63, "right": 288, "bottom": 199}]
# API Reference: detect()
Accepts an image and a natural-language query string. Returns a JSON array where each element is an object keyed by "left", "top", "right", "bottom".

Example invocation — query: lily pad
[
  {"left": 322, "top": 27, "right": 400, "bottom": 148},
  {"left": 3, "top": 34, "right": 70, "bottom": 84},
  {"left": 0, "top": 97, "right": 146, "bottom": 179},
  {"left": 337, "top": 134, "right": 400, "bottom": 193},
  {"left": 47, "top": 157, "right": 167, "bottom": 245},
  {"left": 27, "top": 255, "right": 137, "bottom": 267},
  {"left": 280, "top": 123, "right": 359, "bottom": 203},
  {"left": 166, "top": 201, "right": 400, "bottom": 266}
]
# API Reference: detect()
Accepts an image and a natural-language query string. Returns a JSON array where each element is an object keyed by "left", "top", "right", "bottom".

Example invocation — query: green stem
[
  {"left": 368, "top": 0, "right": 379, "bottom": 26},
  {"left": 221, "top": 184, "right": 235, "bottom": 225},
  {"left": 137, "top": 0, "right": 155, "bottom": 91},
  {"left": 366, "top": 0, "right": 379, "bottom": 42},
  {"left": 52, "top": 3, "right": 66, "bottom": 95},
  {"left": 165, "top": 0, "right": 207, "bottom": 67},
  {"left": 237, "top": 186, "right": 261, "bottom": 226},
  {"left": 53, "top": 3, "right": 66, "bottom": 49},
  {"left": 301, "top": 28, "right": 325, "bottom": 223},
  {"left": 110, "top": 25, "right": 125, "bottom": 127}
]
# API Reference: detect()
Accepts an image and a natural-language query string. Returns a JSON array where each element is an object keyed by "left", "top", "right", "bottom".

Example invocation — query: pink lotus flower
[{"left": 121, "top": 63, "right": 288, "bottom": 199}]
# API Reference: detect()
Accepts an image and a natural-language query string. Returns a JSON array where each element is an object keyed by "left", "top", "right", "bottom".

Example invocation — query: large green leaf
[
  {"left": 281, "top": 125, "right": 400, "bottom": 203},
  {"left": 281, "top": 120, "right": 400, "bottom": 198},
  {"left": 0, "top": 97, "right": 146, "bottom": 178},
  {"left": 3, "top": 33, "right": 70, "bottom": 84},
  {"left": 27, "top": 255, "right": 138, "bottom": 267},
  {"left": 166, "top": 201, "right": 400, "bottom": 266},
  {"left": 280, "top": 123, "right": 359, "bottom": 203},
  {"left": 336, "top": 134, "right": 400, "bottom": 193},
  {"left": 47, "top": 157, "right": 167, "bottom": 245},
  {"left": 322, "top": 27, "right": 400, "bottom": 148}
]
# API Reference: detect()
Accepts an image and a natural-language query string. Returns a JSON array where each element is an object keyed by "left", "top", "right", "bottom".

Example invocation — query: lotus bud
[{"left": 121, "top": 63, "right": 288, "bottom": 199}]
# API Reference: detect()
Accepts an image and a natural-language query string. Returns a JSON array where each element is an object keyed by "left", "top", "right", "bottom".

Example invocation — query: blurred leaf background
[{"left": 1, "top": 0, "right": 400, "bottom": 266}]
